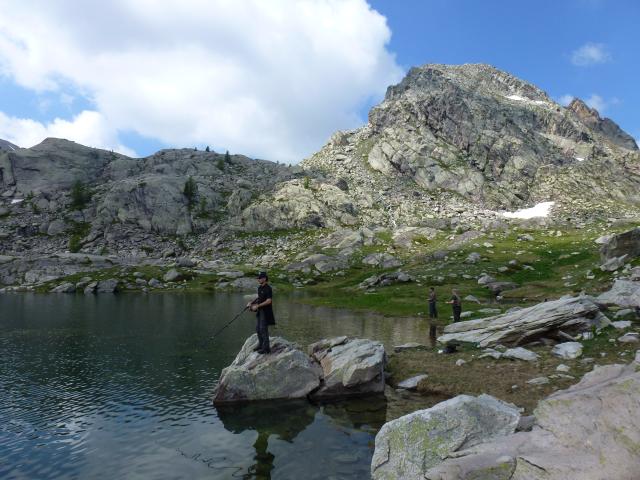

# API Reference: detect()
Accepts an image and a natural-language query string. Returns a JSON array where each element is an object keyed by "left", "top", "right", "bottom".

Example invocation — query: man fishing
[{"left": 247, "top": 271, "right": 275, "bottom": 354}]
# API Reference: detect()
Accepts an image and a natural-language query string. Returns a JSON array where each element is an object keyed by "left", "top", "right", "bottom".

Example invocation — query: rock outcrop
[
  {"left": 599, "top": 226, "right": 640, "bottom": 262},
  {"left": 437, "top": 295, "right": 609, "bottom": 348},
  {"left": 213, "top": 335, "right": 322, "bottom": 404},
  {"left": 596, "top": 279, "right": 640, "bottom": 308},
  {"left": 422, "top": 363, "right": 640, "bottom": 479},
  {"left": 371, "top": 394, "right": 521, "bottom": 480},
  {"left": 213, "top": 335, "right": 386, "bottom": 404},
  {"left": 308, "top": 336, "right": 386, "bottom": 399}
]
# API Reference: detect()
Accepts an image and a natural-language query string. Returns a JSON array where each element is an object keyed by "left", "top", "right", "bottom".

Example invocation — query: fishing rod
[{"left": 210, "top": 304, "right": 251, "bottom": 341}]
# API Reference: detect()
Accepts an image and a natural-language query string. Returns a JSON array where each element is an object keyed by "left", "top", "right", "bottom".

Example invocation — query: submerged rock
[{"left": 371, "top": 394, "right": 520, "bottom": 480}]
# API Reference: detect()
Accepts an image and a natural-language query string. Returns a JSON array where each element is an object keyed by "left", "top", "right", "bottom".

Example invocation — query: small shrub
[
  {"left": 303, "top": 176, "right": 311, "bottom": 189},
  {"left": 183, "top": 176, "right": 198, "bottom": 209},
  {"left": 70, "top": 180, "right": 92, "bottom": 210},
  {"left": 69, "top": 234, "right": 82, "bottom": 253},
  {"left": 205, "top": 146, "right": 210, "bottom": 152}
]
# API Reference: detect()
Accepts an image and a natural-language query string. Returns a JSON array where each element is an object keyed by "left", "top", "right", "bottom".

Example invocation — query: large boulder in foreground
[
  {"left": 596, "top": 279, "right": 640, "bottom": 308},
  {"left": 213, "top": 335, "right": 386, "bottom": 404},
  {"left": 438, "top": 295, "right": 609, "bottom": 348},
  {"left": 424, "top": 362, "right": 640, "bottom": 479},
  {"left": 309, "top": 336, "right": 386, "bottom": 399},
  {"left": 213, "top": 335, "right": 322, "bottom": 404},
  {"left": 371, "top": 394, "right": 520, "bottom": 480}
]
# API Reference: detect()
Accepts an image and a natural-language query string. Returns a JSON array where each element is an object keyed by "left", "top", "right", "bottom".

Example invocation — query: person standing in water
[
  {"left": 446, "top": 289, "right": 462, "bottom": 323},
  {"left": 428, "top": 287, "right": 438, "bottom": 319},
  {"left": 247, "top": 271, "right": 275, "bottom": 354}
]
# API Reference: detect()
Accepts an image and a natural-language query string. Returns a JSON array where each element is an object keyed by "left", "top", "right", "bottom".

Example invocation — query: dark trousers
[
  {"left": 453, "top": 305, "right": 462, "bottom": 323},
  {"left": 256, "top": 310, "right": 270, "bottom": 352},
  {"left": 429, "top": 302, "right": 438, "bottom": 319}
]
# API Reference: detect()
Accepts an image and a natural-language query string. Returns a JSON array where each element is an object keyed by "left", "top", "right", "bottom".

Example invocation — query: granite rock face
[
  {"left": 596, "top": 279, "right": 640, "bottom": 308},
  {"left": 213, "top": 335, "right": 386, "bottom": 404},
  {"left": 308, "top": 336, "right": 386, "bottom": 399},
  {"left": 423, "top": 363, "right": 640, "bottom": 480},
  {"left": 213, "top": 335, "right": 322, "bottom": 404},
  {"left": 371, "top": 394, "right": 521, "bottom": 480},
  {"left": 438, "top": 295, "right": 609, "bottom": 347},
  {"left": 600, "top": 227, "right": 640, "bottom": 262}
]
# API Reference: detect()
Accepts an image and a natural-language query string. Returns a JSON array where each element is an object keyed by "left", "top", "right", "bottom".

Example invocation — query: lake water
[{"left": 0, "top": 292, "right": 433, "bottom": 479}]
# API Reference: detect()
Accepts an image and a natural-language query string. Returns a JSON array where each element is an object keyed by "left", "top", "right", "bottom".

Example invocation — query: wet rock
[
  {"left": 552, "top": 342, "right": 583, "bottom": 359},
  {"left": 371, "top": 394, "right": 520, "bottom": 480}
]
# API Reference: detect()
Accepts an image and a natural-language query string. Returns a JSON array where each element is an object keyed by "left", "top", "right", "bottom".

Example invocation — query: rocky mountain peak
[
  {"left": 0, "top": 138, "right": 19, "bottom": 152},
  {"left": 567, "top": 98, "right": 600, "bottom": 122},
  {"left": 567, "top": 98, "right": 637, "bottom": 151}
]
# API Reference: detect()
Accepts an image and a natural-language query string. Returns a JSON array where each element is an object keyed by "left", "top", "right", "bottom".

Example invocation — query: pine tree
[
  {"left": 225, "top": 150, "right": 231, "bottom": 163},
  {"left": 183, "top": 176, "right": 198, "bottom": 209}
]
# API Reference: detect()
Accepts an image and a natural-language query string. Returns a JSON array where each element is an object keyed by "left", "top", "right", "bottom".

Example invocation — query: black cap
[{"left": 257, "top": 271, "right": 268, "bottom": 279}]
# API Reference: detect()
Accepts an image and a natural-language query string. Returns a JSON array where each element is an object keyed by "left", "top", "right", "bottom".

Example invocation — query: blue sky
[{"left": 0, "top": 0, "right": 637, "bottom": 161}]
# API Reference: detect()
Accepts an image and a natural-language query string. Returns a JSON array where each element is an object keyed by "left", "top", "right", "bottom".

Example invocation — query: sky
[{"left": 0, "top": 0, "right": 638, "bottom": 163}]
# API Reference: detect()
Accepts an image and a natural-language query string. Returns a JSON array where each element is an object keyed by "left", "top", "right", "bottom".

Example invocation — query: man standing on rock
[
  {"left": 446, "top": 289, "right": 462, "bottom": 323},
  {"left": 247, "top": 271, "right": 275, "bottom": 354},
  {"left": 428, "top": 287, "right": 438, "bottom": 319}
]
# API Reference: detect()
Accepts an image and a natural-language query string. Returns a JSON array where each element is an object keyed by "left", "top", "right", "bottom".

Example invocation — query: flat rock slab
[
  {"left": 502, "top": 347, "right": 539, "bottom": 362},
  {"left": 618, "top": 333, "right": 640, "bottom": 343},
  {"left": 438, "top": 295, "right": 608, "bottom": 348},
  {"left": 371, "top": 394, "right": 520, "bottom": 480},
  {"left": 551, "top": 341, "right": 583, "bottom": 359},
  {"left": 397, "top": 374, "right": 428, "bottom": 390},
  {"left": 423, "top": 362, "right": 640, "bottom": 479},
  {"left": 213, "top": 335, "right": 322, "bottom": 404},
  {"left": 394, "top": 342, "right": 428, "bottom": 352}
]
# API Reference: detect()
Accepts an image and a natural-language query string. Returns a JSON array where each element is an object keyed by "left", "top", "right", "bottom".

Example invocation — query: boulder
[
  {"left": 163, "top": 268, "right": 182, "bottom": 282},
  {"left": 465, "top": 252, "right": 482, "bottom": 264},
  {"left": 308, "top": 337, "right": 386, "bottom": 399},
  {"left": 359, "top": 271, "right": 412, "bottom": 289},
  {"left": 362, "top": 252, "right": 402, "bottom": 269},
  {"left": 96, "top": 278, "right": 119, "bottom": 293},
  {"left": 502, "top": 347, "right": 539, "bottom": 362},
  {"left": 485, "top": 281, "right": 519, "bottom": 294},
  {"left": 551, "top": 341, "right": 583, "bottom": 359},
  {"left": 596, "top": 279, "right": 640, "bottom": 308},
  {"left": 438, "top": 295, "right": 609, "bottom": 348},
  {"left": 600, "top": 227, "right": 640, "bottom": 262},
  {"left": 618, "top": 333, "right": 640, "bottom": 343},
  {"left": 397, "top": 374, "right": 428, "bottom": 390},
  {"left": 423, "top": 363, "right": 640, "bottom": 479},
  {"left": 213, "top": 335, "right": 322, "bottom": 404},
  {"left": 50, "top": 282, "right": 76, "bottom": 293},
  {"left": 393, "top": 342, "right": 428, "bottom": 352},
  {"left": 371, "top": 394, "right": 520, "bottom": 480}
]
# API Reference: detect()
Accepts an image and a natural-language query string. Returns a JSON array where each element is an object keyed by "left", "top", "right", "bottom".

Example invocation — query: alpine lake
[{"left": 0, "top": 292, "right": 440, "bottom": 479}]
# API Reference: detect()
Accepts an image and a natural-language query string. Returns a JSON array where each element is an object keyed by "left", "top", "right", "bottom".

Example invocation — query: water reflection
[{"left": 0, "top": 293, "right": 431, "bottom": 479}]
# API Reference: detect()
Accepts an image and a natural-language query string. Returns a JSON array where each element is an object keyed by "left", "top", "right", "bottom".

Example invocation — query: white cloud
[
  {"left": 570, "top": 42, "right": 611, "bottom": 66},
  {"left": 558, "top": 94, "right": 575, "bottom": 106},
  {"left": 0, "top": 110, "right": 136, "bottom": 156},
  {"left": 0, "top": 0, "right": 402, "bottom": 163}
]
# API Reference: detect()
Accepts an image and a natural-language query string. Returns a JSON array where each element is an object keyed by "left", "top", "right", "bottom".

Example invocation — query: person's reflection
[{"left": 216, "top": 400, "right": 316, "bottom": 479}]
